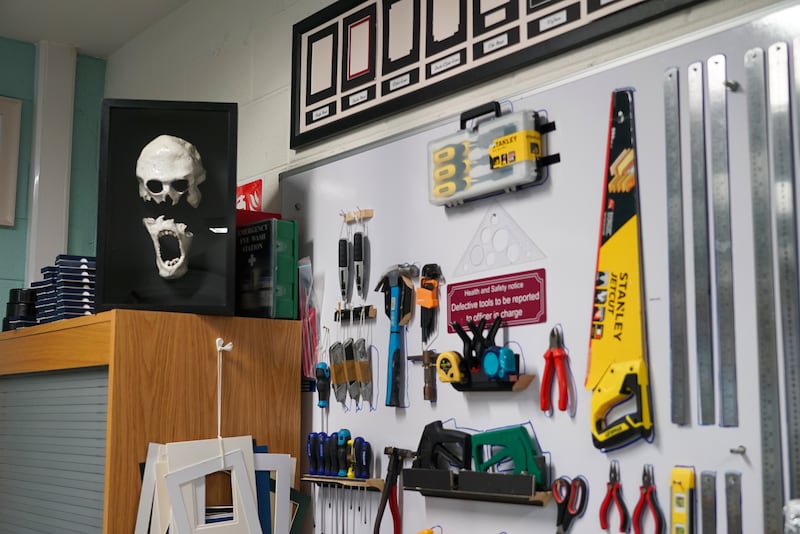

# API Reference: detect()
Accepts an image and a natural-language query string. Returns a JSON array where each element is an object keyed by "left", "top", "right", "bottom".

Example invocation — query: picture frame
[
  {"left": 290, "top": 0, "right": 706, "bottom": 148},
  {"left": 0, "top": 96, "right": 22, "bottom": 227},
  {"left": 96, "top": 99, "right": 237, "bottom": 315}
]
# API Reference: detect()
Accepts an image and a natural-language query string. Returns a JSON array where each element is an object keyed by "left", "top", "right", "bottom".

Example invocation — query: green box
[{"left": 235, "top": 218, "right": 297, "bottom": 319}]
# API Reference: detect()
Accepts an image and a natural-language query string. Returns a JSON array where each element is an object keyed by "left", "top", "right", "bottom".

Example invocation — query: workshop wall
[
  {"left": 281, "top": 4, "right": 800, "bottom": 533},
  {"left": 104, "top": 0, "right": 781, "bottom": 213},
  {"left": 0, "top": 37, "right": 36, "bottom": 303}
]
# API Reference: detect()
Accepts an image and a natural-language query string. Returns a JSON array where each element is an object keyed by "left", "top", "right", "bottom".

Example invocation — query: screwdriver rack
[{"left": 301, "top": 475, "right": 384, "bottom": 492}]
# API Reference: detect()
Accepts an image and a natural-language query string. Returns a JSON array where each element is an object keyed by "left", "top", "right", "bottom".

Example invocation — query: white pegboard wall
[{"left": 282, "top": 5, "right": 800, "bottom": 532}]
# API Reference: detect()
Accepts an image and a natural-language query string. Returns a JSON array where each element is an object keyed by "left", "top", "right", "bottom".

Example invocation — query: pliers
[
  {"left": 600, "top": 460, "right": 630, "bottom": 533},
  {"left": 540, "top": 325, "right": 576, "bottom": 416},
  {"left": 633, "top": 464, "right": 665, "bottom": 534}
]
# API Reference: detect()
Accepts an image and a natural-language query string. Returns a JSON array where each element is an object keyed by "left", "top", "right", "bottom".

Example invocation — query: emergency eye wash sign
[{"left": 446, "top": 269, "right": 546, "bottom": 332}]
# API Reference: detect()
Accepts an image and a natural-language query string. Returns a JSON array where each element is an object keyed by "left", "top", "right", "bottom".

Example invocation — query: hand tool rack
[
  {"left": 301, "top": 475, "right": 384, "bottom": 492},
  {"left": 402, "top": 468, "right": 552, "bottom": 506}
]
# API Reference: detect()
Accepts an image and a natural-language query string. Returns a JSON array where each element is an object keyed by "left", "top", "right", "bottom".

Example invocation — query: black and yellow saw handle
[{"left": 589, "top": 358, "right": 653, "bottom": 451}]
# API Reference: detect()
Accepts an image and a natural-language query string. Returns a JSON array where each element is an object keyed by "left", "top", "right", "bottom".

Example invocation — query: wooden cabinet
[{"left": 0, "top": 309, "right": 301, "bottom": 533}]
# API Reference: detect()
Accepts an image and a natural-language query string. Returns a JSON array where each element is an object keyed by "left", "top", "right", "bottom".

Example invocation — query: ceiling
[{"left": 0, "top": 0, "right": 194, "bottom": 57}]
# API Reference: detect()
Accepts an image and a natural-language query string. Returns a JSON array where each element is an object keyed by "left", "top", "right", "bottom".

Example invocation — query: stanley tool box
[{"left": 428, "top": 102, "right": 559, "bottom": 207}]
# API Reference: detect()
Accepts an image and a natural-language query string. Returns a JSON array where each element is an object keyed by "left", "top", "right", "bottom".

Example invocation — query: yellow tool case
[{"left": 428, "top": 103, "right": 559, "bottom": 207}]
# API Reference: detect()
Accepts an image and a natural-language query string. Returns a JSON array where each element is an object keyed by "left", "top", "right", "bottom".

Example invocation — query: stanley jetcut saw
[{"left": 585, "top": 89, "right": 654, "bottom": 451}]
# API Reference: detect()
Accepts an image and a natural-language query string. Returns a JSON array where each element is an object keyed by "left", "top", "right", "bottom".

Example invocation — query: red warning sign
[{"left": 446, "top": 269, "right": 546, "bottom": 332}]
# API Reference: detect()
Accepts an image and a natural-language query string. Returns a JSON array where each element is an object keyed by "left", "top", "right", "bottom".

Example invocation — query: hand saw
[{"left": 585, "top": 89, "right": 654, "bottom": 451}]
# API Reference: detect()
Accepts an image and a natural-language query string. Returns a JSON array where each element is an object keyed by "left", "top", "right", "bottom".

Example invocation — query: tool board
[{"left": 281, "top": 3, "right": 800, "bottom": 532}]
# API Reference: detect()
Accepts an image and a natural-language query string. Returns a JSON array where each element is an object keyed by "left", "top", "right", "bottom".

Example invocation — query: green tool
[{"left": 471, "top": 426, "right": 543, "bottom": 485}]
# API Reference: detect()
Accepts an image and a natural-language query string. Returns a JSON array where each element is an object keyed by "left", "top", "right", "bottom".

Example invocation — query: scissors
[{"left": 553, "top": 476, "right": 588, "bottom": 534}]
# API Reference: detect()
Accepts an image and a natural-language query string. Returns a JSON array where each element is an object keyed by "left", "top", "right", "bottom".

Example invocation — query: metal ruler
[
  {"left": 770, "top": 41, "right": 800, "bottom": 498},
  {"left": 707, "top": 54, "right": 738, "bottom": 427},
  {"left": 700, "top": 471, "right": 716, "bottom": 534},
  {"left": 745, "top": 45, "right": 785, "bottom": 534},
  {"left": 688, "top": 61, "right": 716, "bottom": 425},
  {"left": 724, "top": 472, "right": 742, "bottom": 534},
  {"left": 664, "top": 67, "right": 690, "bottom": 426}
]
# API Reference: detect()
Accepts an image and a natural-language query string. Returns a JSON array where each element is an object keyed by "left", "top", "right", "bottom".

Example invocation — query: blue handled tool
[{"left": 375, "top": 264, "right": 418, "bottom": 407}]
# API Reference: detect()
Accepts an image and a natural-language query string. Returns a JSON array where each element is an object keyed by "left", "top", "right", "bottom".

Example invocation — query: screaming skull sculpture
[
  {"left": 136, "top": 134, "right": 206, "bottom": 208},
  {"left": 143, "top": 215, "right": 194, "bottom": 280}
]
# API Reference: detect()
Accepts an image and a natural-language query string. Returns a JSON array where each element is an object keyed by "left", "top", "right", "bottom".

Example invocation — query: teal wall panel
[
  {"left": 0, "top": 37, "right": 105, "bottom": 314},
  {"left": 68, "top": 55, "right": 106, "bottom": 256},
  {"left": 0, "top": 37, "right": 35, "bottom": 298}
]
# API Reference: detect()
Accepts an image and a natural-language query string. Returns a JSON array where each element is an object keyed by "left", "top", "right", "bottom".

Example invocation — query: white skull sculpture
[
  {"left": 143, "top": 215, "right": 193, "bottom": 279},
  {"left": 136, "top": 134, "right": 206, "bottom": 208}
]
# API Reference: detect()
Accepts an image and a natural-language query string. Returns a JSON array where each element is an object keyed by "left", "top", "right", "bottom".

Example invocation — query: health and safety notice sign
[{"left": 446, "top": 269, "right": 546, "bottom": 332}]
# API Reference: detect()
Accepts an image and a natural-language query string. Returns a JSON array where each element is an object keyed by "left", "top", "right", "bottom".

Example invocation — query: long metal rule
[
  {"left": 700, "top": 471, "right": 716, "bottom": 534},
  {"left": 664, "top": 67, "right": 690, "bottom": 426},
  {"left": 746, "top": 45, "right": 785, "bottom": 534},
  {"left": 725, "top": 472, "right": 742, "bottom": 534},
  {"left": 688, "top": 61, "right": 715, "bottom": 425},
  {"left": 707, "top": 54, "right": 738, "bottom": 427},
  {"left": 770, "top": 41, "right": 800, "bottom": 498}
]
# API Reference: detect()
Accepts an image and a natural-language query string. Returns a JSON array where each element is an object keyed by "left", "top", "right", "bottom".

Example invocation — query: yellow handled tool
[
  {"left": 585, "top": 89, "right": 654, "bottom": 451},
  {"left": 671, "top": 466, "right": 695, "bottom": 534}
]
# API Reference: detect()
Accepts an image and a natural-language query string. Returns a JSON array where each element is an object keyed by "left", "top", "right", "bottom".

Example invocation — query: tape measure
[{"left": 437, "top": 352, "right": 463, "bottom": 382}]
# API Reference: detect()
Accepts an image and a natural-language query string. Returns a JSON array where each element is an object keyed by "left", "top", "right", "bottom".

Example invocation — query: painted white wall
[{"left": 105, "top": 0, "right": 781, "bottom": 211}]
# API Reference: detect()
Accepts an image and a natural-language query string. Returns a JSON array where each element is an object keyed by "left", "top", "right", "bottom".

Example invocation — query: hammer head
[{"left": 374, "top": 263, "right": 419, "bottom": 291}]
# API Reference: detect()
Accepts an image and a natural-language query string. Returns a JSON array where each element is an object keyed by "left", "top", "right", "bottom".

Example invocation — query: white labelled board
[{"left": 282, "top": 4, "right": 800, "bottom": 532}]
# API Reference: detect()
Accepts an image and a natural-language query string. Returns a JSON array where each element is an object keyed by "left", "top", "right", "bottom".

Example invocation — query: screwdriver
[
  {"left": 347, "top": 437, "right": 356, "bottom": 478},
  {"left": 307, "top": 432, "right": 320, "bottom": 475},
  {"left": 315, "top": 362, "right": 331, "bottom": 408},
  {"left": 325, "top": 432, "right": 338, "bottom": 476},
  {"left": 338, "top": 238, "right": 349, "bottom": 303},
  {"left": 355, "top": 438, "right": 372, "bottom": 479},
  {"left": 337, "top": 429, "right": 351, "bottom": 476},
  {"left": 354, "top": 232, "right": 366, "bottom": 299}
]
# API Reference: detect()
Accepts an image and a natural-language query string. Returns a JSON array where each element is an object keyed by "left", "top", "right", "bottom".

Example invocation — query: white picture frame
[{"left": 0, "top": 96, "right": 22, "bottom": 227}]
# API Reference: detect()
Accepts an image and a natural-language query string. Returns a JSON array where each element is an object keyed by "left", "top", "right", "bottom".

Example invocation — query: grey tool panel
[
  {"left": 665, "top": 66, "right": 690, "bottom": 427},
  {"left": 768, "top": 40, "right": 800, "bottom": 499},
  {"left": 707, "top": 53, "right": 738, "bottom": 428},
  {"left": 746, "top": 45, "right": 785, "bottom": 534},
  {"left": 688, "top": 60, "right": 715, "bottom": 426},
  {"left": 700, "top": 471, "right": 717, "bottom": 534},
  {"left": 725, "top": 472, "right": 743, "bottom": 534}
]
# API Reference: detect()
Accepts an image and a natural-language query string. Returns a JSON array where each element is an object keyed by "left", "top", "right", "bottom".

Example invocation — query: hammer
[{"left": 374, "top": 263, "right": 419, "bottom": 406}]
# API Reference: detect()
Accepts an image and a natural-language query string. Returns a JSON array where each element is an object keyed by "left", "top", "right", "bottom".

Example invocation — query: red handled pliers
[
  {"left": 633, "top": 464, "right": 665, "bottom": 534},
  {"left": 540, "top": 325, "right": 576, "bottom": 416},
  {"left": 600, "top": 460, "right": 630, "bottom": 533}
]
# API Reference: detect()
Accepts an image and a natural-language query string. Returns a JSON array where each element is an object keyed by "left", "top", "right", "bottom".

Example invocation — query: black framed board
[
  {"left": 96, "top": 99, "right": 237, "bottom": 316},
  {"left": 290, "top": 0, "right": 705, "bottom": 148}
]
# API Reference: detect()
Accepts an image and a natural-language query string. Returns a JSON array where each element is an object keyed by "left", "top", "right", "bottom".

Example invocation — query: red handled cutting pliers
[
  {"left": 633, "top": 464, "right": 665, "bottom": 534},
  {"left": 540, "top": 325, "right": 576, "bottom": 416},
  {"left": 600, "top": 460, "right": 630, "bottom": 533}
]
